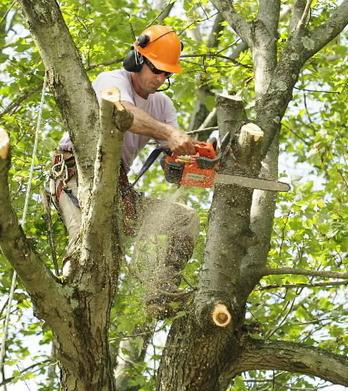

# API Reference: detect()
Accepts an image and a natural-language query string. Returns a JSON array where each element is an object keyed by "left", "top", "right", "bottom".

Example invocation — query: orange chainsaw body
[
  {"left": 181, "top": 164, "right": 216, "bottom": 188},
  {"left": 162, "top": 142, "right": 218, "bottom": 188}
]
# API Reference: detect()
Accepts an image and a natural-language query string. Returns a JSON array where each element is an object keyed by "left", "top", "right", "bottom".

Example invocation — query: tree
[{"left": 0, "top": 0, "right": 348, "bottom": 390}]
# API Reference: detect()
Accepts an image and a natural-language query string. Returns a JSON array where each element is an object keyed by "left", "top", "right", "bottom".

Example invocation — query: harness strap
[
  {"left": 49, "top": 151, "right": 147, "bottom": 236},
  {"left": 63, "top": 188, "right": 80, "bottom": 208},
  {"left": 50, "top": 151, "right": 78, "bottom": 207}
]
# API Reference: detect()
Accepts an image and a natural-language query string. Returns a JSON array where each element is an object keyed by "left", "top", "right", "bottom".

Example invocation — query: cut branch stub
[
  {"left": 237, "top": 122, "right": 264, "bottom": 169},
  {"left": 216, "top": 94, "right": 247, "bottom": 141},
  {"left": 101, "top": 87, "right": 123, "bottom": 111},
  {"left": 101, "top": 87, "right": 134, "bottom": 132},
  {"left": 211, "top": 303, "right": 232, "bottom": 328},
  {"left": 0, "top": 128, "right": 10, "bottom": 160},
  {"left": 239, "top": 123, "right": 263, "bottom": 144}
]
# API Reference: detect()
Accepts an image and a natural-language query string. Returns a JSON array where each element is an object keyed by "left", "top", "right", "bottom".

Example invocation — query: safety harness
[
  {"left": 49, "top": 150, "right": 140, "bottom": 235},
  {"left": 49, "top": 150, "right": 79, "bottom": 209}
]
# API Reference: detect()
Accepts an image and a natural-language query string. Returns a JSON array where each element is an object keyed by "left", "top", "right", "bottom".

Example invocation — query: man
[{"left": 55, "top": 25, "right": 199, "bottom": 296}]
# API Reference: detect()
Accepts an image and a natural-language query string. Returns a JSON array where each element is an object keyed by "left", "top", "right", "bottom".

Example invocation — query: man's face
[{"left": 136, "top": 58, "right": 171, "bottom": 95}]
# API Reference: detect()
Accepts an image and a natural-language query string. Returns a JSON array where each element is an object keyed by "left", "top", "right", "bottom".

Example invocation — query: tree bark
[
  {"left": 195, "top": 95, "right": 252, "bottom": 325},
  {"left": 157, "top": 315, "right": 239, "bottom": 391}
]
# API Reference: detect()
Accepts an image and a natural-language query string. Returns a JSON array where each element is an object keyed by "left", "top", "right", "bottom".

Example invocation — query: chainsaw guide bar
[{"left": 214, "top": 174, "right": 290, "bottom": 192}]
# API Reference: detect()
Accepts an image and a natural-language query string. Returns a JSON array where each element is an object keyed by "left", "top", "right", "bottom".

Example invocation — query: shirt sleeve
[
  {"left": 92, "top": 71, "right": 135, "bottom": 104},
  {"left": 59, "top": 132, "right": 73, "bottom": 151}
]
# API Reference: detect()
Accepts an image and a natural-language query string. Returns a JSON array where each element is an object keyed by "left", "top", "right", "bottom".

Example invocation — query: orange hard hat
[{"left": 135, "top": 25, "right": 182, "bottom": 74}]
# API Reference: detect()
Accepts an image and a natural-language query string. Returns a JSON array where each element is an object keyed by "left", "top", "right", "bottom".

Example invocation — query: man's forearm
[
  {"left": 121, "top": 101, "right": 195, "bottom": 155},
  {"left": 121, "top": 101, "right": 172, "bottom": 141}
]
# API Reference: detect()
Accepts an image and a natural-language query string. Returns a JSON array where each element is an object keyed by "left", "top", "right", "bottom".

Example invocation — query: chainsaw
[{"left": 160, "top": 141, "right": 290, "bottom": 192}]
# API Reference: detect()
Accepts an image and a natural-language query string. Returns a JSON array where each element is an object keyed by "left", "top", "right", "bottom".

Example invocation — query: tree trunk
[
  {"left": 158, "top": 94, "right": 265, "bottom": 390},
  {"left": 158, "top": 315, "right": 239, "bottom": 391},
  {"left": 57, "top": 326, "right": 116, "bottom": 391}
]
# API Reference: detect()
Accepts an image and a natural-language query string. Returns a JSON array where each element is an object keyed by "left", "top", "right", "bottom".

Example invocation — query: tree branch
[
  {"left": 195, "top": 95, "right": 255, "bottom": 327},
  {"left": 81, "top": 88, "right": 130, "bottom": 246},
  {"left": 261, "top": 267, "right": 348, "bottom": 280},
  {"left": 256, "top": 0, "right": 348, "bottom": 158},
  {"left": 0, "top": 142, "right": 70, "bottom": 326},
  {"left": 258, "top": 0, "right": 281, "bottom": 38},
  {"left": 18, "top": 0, "right": 100, "bottom": 206},
  {"left": 302, "top": 0, "right": 348, "bottom": 60},
  {"left": 239, "top": 134, "right": 279, "bottom": 300},
  {"left": 76, "top": 87, "right": 131, "bottom": 320},
  {"left": 259, "top": 280, "right": 348, "bottom": 291},
  {"left": 234, "top": 337, "right": 348, "bottom": 387},
  {"left": 289, "top": 0, "right": 309, "bottom": 33},
  {"left": 252, "top": 0, "right": 280, "bottom": 96},
  {"left": 211, "top": 0, "right": 253, "bottom": 48}
]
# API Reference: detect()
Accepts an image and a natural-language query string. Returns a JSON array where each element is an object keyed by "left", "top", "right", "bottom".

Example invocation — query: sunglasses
[{"left": 144, "top": 57, "right": 173, "bottom": 78}]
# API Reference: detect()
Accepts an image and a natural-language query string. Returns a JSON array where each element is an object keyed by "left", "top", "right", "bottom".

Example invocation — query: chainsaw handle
[
  {"left": 193, "top": 141, "right": 221, "bottom": 169},
  {"left": 162, "top": 147, "right": 172, "bottom": 156},
  {"left": 168, "top": 141, "right": 221, "bottom": 168},
  {"left": 196, "top": 155, "right": 221, "bottom": 169}
]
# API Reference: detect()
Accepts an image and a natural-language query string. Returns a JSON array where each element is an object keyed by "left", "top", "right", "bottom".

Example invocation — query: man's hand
[{"left": 166, "top": 129, "right": 196, "bottom": 156}]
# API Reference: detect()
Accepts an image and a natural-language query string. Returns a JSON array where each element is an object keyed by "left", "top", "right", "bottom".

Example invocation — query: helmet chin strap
[{"left": 156, "top": 77, "right": 171, "bottom": 92}]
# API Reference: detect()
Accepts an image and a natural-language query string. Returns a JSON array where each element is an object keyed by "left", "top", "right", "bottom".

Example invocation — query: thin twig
[
  {"left": 303, "top": 92, "right": 314, "bottom": 124},
  {"left": 0, "top": 359, "right": 52, "bottom": 387},
  {"left": 259, "top": 280, "right": 348, "bottom": 291},
  {"left": 178, "top": 11, "right": 219, "bottom": 36},
  {"left": 265, "top": 291, "right": 298, "bottom": 339},
  {"left": 0, "top": 86, "right": 42, "bottom": 119},
  {"left": 86, "top": 57, "right": 123, "bottom": 71},
  {"left": 262, "top": 267, "right": 348, "bottom": 279},
  {"left": 294, "top": 86, "right": 341, "bottom": 94},
  {"left": 281, "top": 121, "right": 311, "bottom": 146},
  {"left": 0, "top": 0, "right": 16, "bottom": 25},
  {"left": 146, "top": 1, "right": 175, "bottom": 26},
  {"left": 295, "top": 0, "right": 312, "bottom": 32}
]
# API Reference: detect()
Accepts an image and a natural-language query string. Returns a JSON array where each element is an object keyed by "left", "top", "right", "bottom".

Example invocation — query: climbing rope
[{"left": 0, "top": 73, "right": 47, "bottom": 377}]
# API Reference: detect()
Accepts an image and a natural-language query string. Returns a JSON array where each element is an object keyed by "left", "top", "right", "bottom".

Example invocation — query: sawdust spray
[{"left": 129, "top": 186, "right": 190, "bottom": 311}]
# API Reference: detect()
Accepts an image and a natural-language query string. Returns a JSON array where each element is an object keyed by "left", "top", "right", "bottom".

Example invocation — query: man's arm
[{"left": 121, "top": 101, "right": 195, "bottom": 156}]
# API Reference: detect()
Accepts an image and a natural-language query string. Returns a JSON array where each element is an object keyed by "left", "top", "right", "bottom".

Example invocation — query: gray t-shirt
[{"left": 59, "top": 69, "right": 178, "bottom": 172}]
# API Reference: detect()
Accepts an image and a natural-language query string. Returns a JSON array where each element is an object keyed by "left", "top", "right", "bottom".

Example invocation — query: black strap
[
  {"left": 156, "top": 78, "right": 171, "bottom": 92},
  {"left": 63, "top": 188, "right": 80, "bottom": 209},
  {"left": 129, "top": 146, "right": 170, "bottom": 189}
]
